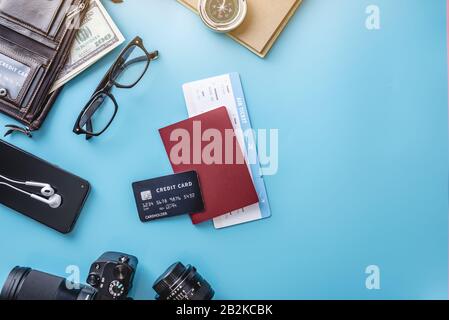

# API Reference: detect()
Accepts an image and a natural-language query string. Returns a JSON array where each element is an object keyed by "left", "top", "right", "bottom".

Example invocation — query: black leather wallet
[{"left": 0, "top": 0, "right": 88, "bottom": 136}]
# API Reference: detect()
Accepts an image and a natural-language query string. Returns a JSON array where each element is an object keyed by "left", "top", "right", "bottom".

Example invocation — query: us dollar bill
[{"left": 51, "top": 0, "right": 125, "bottom": 92}]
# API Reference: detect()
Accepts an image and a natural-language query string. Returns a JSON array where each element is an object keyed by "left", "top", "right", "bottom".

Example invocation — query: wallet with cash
[{"left": 0, "top": 0, "right": 88, "bottom": 136}]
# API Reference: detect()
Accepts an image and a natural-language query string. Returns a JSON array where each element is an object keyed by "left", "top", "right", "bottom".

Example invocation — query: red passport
[{"left": 159, "top": 107, "right": 259, "bottom": 224}]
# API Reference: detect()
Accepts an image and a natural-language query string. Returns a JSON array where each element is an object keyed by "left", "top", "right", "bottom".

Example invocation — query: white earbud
[
  {"left": 0, "top": 175, "right": 62, "bottom": 209},
  {"left": 0, "top": 175, "right": 55, "bottom": 197},
  {"left": 25, "top": 181, "right": 55, "bottom": 197},
  {"left": 30, "top": 194, "right": 62, "bottom": 209}
]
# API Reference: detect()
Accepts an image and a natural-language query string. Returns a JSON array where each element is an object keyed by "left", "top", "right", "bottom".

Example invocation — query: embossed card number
[{"left": 0, "top": 53, "right": 31, "bottom": 100}]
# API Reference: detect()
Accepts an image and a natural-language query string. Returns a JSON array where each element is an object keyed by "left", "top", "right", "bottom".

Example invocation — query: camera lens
[
  {"left": 0, "top": 267, "right": 96, "bottom": 300},
  {"left": 153, "top": 262, "right": 214, "bottom": 300}
]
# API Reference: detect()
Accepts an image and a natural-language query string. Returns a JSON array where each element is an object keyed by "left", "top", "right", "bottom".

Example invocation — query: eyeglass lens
[
  {"left": 112, "top": 44, "right": 149, "bottom": 87},
  {"left": 79, "top": 93, "right": 117, "bottom": 135}
]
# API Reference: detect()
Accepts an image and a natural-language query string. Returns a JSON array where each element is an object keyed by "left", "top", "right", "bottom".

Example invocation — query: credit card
[
  {"left": 132, "top": 171, "right": 204, "bottom": 222},
  {"left": 0, "top": 53, "right": 31, "bottom": 100}
]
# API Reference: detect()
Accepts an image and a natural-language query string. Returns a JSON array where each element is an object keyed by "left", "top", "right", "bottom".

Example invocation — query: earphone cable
[
  {"left": 0, "top": 182, "right": 32, "bottom": 197},
  {"left": 0, "top": 175, "right": 26, "bottom": 186}
]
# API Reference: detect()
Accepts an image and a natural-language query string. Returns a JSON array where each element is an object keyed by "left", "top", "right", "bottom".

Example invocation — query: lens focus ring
[
  {"left": 153, "top": 262, "right": 214, "bottom": 301},
  {"left": 153, "top": 262, "right": 186, "bottom": 294}
]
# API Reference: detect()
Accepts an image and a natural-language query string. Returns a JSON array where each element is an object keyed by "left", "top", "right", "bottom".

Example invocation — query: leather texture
[{"left": 0, "top": 0, "right": 88, "bottom": 134}]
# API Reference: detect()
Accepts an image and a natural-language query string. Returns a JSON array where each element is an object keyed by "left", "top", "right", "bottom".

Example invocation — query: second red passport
[{"left": 159, "top": 107, "right": 259, "bottom": 224}]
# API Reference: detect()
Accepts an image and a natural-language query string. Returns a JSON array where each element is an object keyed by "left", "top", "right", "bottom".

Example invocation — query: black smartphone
[{"left": 0, "top": 140, "right": 90, "bottom": 234}]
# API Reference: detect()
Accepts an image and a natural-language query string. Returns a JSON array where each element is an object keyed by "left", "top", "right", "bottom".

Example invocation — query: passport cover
[
  {"left": 177, "top": 0, "right": 302, "bottom": 58},
  {"left": 159, "top": 107, "right": 259, "bottom": 224}
]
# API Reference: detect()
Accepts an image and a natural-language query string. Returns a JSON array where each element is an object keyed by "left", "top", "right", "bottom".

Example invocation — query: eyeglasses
[{"left": 73, "top": 37, "right": 159, "bottom": 140}]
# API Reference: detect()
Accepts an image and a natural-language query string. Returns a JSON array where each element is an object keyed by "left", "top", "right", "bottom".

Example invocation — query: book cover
[{"left": 177, "top": 0, "right": 302, "bottom": 58}]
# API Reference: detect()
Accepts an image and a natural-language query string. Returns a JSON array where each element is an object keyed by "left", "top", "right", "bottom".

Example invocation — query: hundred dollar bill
[{"left": 51, "top": 0, "right": 125, "bottom": 92}]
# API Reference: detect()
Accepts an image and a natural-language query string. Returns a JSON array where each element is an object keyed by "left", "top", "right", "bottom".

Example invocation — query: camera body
[{"left": 86, "top": 252, "right": 138, "bottom": 300}]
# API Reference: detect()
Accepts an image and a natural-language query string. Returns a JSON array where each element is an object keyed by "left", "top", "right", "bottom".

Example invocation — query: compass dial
[
  {"left": 199, "top": 0, "right": 247, "bottom": 33},
  {"left": 205, "top": 0, "right": 239, "bottom": 24}
]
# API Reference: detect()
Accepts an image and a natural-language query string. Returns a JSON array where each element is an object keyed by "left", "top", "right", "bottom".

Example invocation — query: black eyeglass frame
[{"left": 73, "top": 36, "right": 159, "bottom": 139}]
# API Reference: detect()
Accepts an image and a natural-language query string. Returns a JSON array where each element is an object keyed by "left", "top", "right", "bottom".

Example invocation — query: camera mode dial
[{"left": 109, "top": 280, "right": 125, "bottom": 298}]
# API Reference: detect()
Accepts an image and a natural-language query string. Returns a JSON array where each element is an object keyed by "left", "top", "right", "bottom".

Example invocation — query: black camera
[
  {"left": 86, "top": 252, "right": 138, "bottom": 300},
  {"left": 0, "top": 254, "right": 215, "bottom": 301},
  {"left": 153, "top": 262, "right": 214, "bottom": 300},
  {"left": 0, "top": 251, "right": 137, "bottom": 301}
]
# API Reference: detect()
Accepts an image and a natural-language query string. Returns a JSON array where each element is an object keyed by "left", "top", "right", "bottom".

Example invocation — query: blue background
[{"left": 0, "top": 0, "right": 447, "bottom": 299}]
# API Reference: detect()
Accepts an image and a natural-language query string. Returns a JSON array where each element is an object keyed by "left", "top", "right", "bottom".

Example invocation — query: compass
[{"left": 199, "top": 0, "right": 247, "bottom": 33}]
